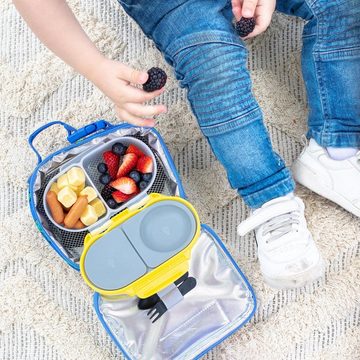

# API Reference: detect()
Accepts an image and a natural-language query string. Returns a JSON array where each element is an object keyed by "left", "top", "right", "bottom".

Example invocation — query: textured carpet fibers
[{"left": 0, "top": 1, "right": 359, "bottom": 359}]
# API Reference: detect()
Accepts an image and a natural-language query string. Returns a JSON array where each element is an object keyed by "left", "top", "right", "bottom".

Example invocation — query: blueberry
[
  {"left": 100, "top": 173, "right": 111, "bottom": 185},
  {"left": 112, "top": 143, "right": 127, "bottom": 156},
  {"left": 129, "top": 170, "right": 141, "bottom": 183},
  {"left": 142, "top": 173, "right": 153, "bottom": 182},
  {"left": 139, "top": 181, "right": 149, "bottom": 191},
  {"left": 107, "top": 198, "right": 117, "bottom": 209},
  {"left": 97, "top": 162, "right": 108, "bottom": 174}
]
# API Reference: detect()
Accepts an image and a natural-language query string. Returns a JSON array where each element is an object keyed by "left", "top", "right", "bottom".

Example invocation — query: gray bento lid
[{"left": 84, "top": 200, "right": 197, "bottom": 291}]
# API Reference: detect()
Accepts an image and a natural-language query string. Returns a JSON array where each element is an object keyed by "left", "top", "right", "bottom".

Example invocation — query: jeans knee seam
[{"left": 200, "top": 107, "right": 262, "bottom": 136}]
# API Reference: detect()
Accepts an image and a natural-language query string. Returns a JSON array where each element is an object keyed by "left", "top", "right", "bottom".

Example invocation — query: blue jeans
[{"left": 118, "top": 0, "right": 360, "bottom": 208}]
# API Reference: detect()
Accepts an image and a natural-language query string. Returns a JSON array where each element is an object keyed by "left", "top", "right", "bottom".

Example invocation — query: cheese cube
[
  {"left": 80, "top": 186, "right": 97, "bottom": 203},
  {"left": 50, "top": 182, "right": 60, "bottom": 195},
  {"left": 71, "top": 182, "right": 85, "bottom": 195},
  {"left": 89, "top": 198, "right": 106, "bottom": 217},
  {"left": 80, "top": 205, "right": 98, "bottom": 226},
  {"left": 57, "top": 186, "right": 77, "bottom": 208},
  {"left": 57, "top": 174, "right": 69, "bottom": 189},
  {"left": 67, "top": 167, "right": 86, "bottom": 187}
]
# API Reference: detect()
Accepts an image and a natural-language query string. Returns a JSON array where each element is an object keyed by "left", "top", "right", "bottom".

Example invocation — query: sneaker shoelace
[
  {"left": 237, "top": 198, "right": 302, "bottom": 244},
  {"left": 261, "top": 213, "right": 300, "bottom": 243}
]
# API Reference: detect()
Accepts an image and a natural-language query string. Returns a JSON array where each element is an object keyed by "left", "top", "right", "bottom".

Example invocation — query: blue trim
[
  {"left": 28, "top": 122, "right": 186, "bottom": 270},
  {"left": 92, "top": 224, "right": 256, "bottom": 360}
]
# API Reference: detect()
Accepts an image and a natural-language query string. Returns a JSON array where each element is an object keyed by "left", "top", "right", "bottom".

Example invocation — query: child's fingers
[
  {"left": 243, "top": 25, "right": 263, "bottom": 39},
  {"left": 241, "top": 0, "right": 257, "bottom": 18},
  {"left": 117, "top": 63, "right": 149, "bottom": 85},
  {"left": 124, "top": 103, "right": 167, "bottom": 118},
  {"left": 123, "top": 86, "right": 165, "bottom": 103},
  {"left": 243, "top": 12, "right": 272, "bottom": 39},
  {"left": 231, "top": 0, "right": 243, "bottom": 20},
  {"left": 116, "top": 107, "right": 156, "bottom": 127}
]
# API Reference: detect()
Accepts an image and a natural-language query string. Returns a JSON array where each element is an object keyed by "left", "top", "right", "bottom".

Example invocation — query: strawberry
[
  {"left": 110, "top": 177, "right": 138, "bottom": 195},
  {"left": 112, "top": 190, "right": 132, "bottom": 203},
  {"left": 103, "top": 151, "right": 119, "bottom": 180},
  {"left": 117, "top": 153, "right": 137, "bottom": 178},
  {"left": 136, "top": 156, "right": 154, "bottom": 174},
  {"left": 126, "top": 144, "right": 144, "bottom": 158}
]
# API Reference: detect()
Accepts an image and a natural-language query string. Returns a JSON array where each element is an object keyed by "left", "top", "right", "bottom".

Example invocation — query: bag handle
[{"left": 29, "top": 120, "right": 113, "bottom": 165}]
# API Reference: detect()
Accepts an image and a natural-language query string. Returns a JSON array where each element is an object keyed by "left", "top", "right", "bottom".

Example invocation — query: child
[{"left": 14, "top": 0, "right": 360, "bottom": 289}]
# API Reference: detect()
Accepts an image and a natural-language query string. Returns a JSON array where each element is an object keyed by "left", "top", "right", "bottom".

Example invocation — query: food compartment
[
  {"left": 84, "top": 227, "right": 147, "bottom": 291},
  {"left": 34, "top": 130, "right": 179, "bottom": 264},
  {"left": 121, "top": 200, "right": 197, "bottom": 268},
  {"left": 82, "top": 137, "right": 157, "bottom": 213},
  {"left": 81, "top": 196, "right": 200, "bottom": 295},
  {"left": 43, "top": 165, "right": 108, "bottom": 233}
]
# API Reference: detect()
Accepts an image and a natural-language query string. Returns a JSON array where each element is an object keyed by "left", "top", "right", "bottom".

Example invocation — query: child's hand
[
  {"left": 90, "top": 58, "right": 167, "bottom": 127},
  {"left": 232, "top": 0, "right": 276, "bottom": 39},
  {"left": 13, "top": 0, "right": 166, "bottom": 127}
]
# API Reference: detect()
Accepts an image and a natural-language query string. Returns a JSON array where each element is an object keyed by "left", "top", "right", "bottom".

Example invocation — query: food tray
[
  {"left": 43, "top": 137, "right": 157, "bottom": 232},
  {"left": 35, "top": 133, "right": 175, "bottom": 261}
]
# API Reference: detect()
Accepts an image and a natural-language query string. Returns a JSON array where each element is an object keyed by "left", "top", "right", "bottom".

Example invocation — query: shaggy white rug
[{"left": 1, "top": 0, "right": 360, "bottom": 359}]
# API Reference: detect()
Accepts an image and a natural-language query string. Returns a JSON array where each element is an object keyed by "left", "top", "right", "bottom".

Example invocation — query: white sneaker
[
  {"left": 238, "top": 195, "right": 324, "bottom": 289},
  {"left": 292, "top": 139, "right": 360, "bottom": 217}
]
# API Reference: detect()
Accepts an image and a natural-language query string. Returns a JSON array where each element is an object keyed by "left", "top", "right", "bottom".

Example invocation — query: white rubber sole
[
  {"left": 262, "top": 256, "right": 325, "bottom": 290},
  {"left": 292, "top": 159, "right": 360, "bottom": 218}
]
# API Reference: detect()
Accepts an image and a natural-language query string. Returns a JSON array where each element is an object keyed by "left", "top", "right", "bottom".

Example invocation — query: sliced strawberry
[
  {"left": 117, "top": 153, "right": 137, "bottom": 178},
  {"left": 112, "top": 190, "right": 132, "bottom": 203},
  {"left": 126, "top": 144, "right": 144, "bottom": 158},
  {"left": 136, "top": 156, "right": 154, "bottom": 173},
  {"left": 110, "top": 177, "right": 138, "bottom": 195},
  {"left": 103, "top": 151, "right": 119, "bottom": 179}
]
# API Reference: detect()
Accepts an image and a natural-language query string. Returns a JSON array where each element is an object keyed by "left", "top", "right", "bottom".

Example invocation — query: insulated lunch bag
[{"left": 28, "top": 120, "right": 256, "bottom": 360}]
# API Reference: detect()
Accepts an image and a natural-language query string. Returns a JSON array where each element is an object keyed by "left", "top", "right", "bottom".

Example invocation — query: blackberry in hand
[
  {"left": 235, "top": 17, "right": 256, "bottom": 37},
  {"left": 143, "top": 67, "right": 167, "bottom": 92}
]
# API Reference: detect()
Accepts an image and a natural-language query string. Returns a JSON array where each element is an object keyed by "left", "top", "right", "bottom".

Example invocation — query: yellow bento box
[{"left": 80, "top": 193, "right": 201, "bottom": 299}]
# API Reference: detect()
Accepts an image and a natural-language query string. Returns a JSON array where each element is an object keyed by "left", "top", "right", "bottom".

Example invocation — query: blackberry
[
  {"left": 143, "top": 67, "right": 167, "bottom": 92},
  {"left": 235, "top": 17, "right": 256, "bottom": 37},
  {"left": 101, "top": 185, "right": 114, "bottom": 201}
]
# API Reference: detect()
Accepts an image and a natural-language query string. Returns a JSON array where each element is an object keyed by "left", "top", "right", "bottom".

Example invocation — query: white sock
[{"left": 326, "top": 147, "right": 358, "bottom": 161}]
